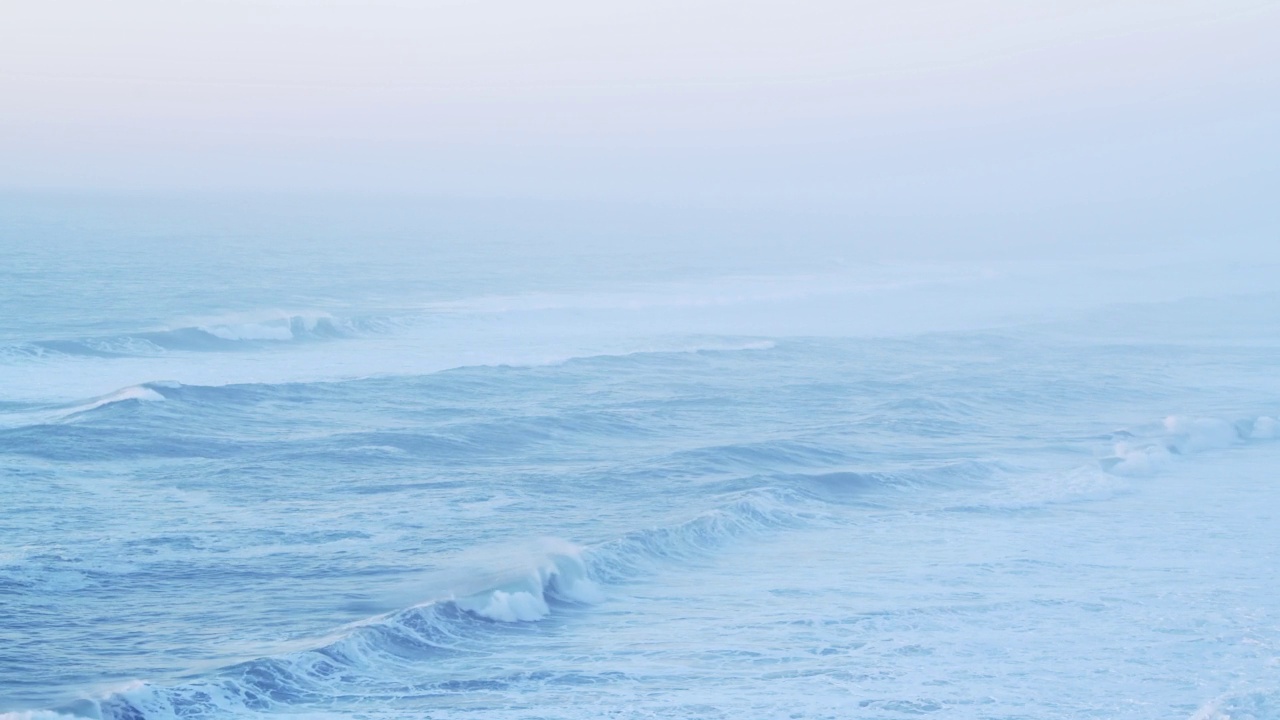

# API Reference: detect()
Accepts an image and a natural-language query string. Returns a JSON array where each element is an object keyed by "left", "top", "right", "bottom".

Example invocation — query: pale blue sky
[{"left": 1, "top": 0, "right": 1277, "bottom": 244}]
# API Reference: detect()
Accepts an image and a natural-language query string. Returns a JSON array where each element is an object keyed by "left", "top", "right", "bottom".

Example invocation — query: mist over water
[{"left": 4, "top": 1, "right": 1280, "bottom": 717}]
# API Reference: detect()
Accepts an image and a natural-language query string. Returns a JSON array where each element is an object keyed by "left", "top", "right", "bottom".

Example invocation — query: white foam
[
  {"left": 175, "top": 309, "right": 330, "bottom": 332},
  {"left": 1163, "top": 415, "right": 1241, "bottom": 453},
  {"left": 1250, "top": 416, "right": 1278, "bottom": 440},
  {"left": 980, "top": 465, "right": 1128, "bottom": 509},
  {"left": 450, "top": 540, "right": 603, "bottom": 622},
  {"left": 1100, "top": 413, "right": 1278, "bottom": 477},
  {"left": 1103, "top": 442, "right": 1174, "bottom": 477},
  {"left": 460, "top": 588, "right": 551, "bottom": 622},
  {"left": 0, "top": 679, "right": 152, "bottom": 720}
]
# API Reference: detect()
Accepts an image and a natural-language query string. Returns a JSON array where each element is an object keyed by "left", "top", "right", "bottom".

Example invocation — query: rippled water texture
[{"left": 2, "top": 197, "right": 1279, "bottom": 719}]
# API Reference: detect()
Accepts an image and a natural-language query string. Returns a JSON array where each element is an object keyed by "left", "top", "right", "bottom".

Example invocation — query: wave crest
[
  {"left": 0, "top": 384, "right": 166, "bottom": 429},
  {"left": 6, "top": 313, "right": 395, "bottom": 361},
  {"left": 1100, "top": 413, "right": 1277, "bottom": 477}
]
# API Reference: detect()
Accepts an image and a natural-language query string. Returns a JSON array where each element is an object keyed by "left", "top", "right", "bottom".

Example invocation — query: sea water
[{"left": 2, "top": 196, "right": 1279, "bottom": 719}]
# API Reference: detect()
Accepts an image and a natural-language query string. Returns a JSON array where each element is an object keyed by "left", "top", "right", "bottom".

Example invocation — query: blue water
[{"left": 3, "top": 196, "right": 1280, "bottom": 719}]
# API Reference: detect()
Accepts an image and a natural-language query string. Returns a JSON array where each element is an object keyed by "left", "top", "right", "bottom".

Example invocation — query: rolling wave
[
  {"left": 0, "top": 385, "right": 166, "bottom": 429},
  {"left": 34, "top": 495, "right": 807, "bottom": 720},
  {"left": 2, "top": 314, "right": 396, "bottom": 361}
]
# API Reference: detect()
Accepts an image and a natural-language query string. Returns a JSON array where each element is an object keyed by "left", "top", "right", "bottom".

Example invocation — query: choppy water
[{"left": 3, "top": 197, "right": 1279, "bottom": 719}]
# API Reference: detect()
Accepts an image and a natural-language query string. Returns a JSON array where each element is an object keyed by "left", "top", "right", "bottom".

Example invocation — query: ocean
[{"left": 2, "top": 196, "right": 1279, "bottom": 719}]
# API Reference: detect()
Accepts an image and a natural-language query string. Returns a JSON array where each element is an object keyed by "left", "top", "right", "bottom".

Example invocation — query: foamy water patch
[
  {"left": 1190, "top": 688, "right": 1280, "bottom": 720},
  {"left": 1100, "top": 413, "right": 1279, "bottom": 477},
  {"left": 1102, "top": 442, "right": 1176, "bottom": 477},
  {"left": 961, "top": 464, "right": 1131, "bottom": 511},
  {"left": 1250, "top": 416, "right": 1278, "bottom": 440},
  {"left": 1163, "top": 415, "right": 1242, "bottom": 453}
]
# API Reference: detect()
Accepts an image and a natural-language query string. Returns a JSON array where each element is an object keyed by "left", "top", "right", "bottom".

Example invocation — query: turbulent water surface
[{"left": 2, "top": 197, "right": 1279, "bottom": 719}]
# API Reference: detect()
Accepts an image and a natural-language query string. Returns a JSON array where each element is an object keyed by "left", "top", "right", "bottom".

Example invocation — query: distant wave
[
  {"left": 1, "top": 313, "right": 397, "bottom": 361},
  {"left": 0, "top": 261, "right": 976, "bottom": 364},
  {"left": 0, "top": 384, "right": 166, "bottom": 429},
  {"left": 0, "top": 339, "right": 778, "bottom": 431},
  {"left": 0, "top": 330, "right": 778, "bottom": 412},
  {"left": 64, "top": 385, "right": 166, "bottom": 416}
]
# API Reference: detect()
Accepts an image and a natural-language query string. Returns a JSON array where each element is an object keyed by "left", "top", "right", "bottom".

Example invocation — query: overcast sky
[{"left": 2, "top": 0, "right": 1278, "bottom": 244}]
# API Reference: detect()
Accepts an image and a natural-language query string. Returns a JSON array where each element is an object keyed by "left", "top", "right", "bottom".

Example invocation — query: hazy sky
[{"left": 2, "top": 0, "right": 1278, "bottom": 230}]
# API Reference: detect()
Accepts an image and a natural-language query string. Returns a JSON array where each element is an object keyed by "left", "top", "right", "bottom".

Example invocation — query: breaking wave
[
  {"left": 1100, "top": 414, "right": 1279, "bottom": 476},
  {"left": 29, "top": 495, "right": 805, "bottom": 720}
]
